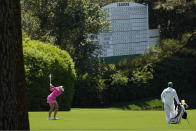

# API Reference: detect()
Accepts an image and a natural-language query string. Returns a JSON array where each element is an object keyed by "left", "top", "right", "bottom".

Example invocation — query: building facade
[{"left": 94, "top": 2, "right": 159, "bottom": 57}]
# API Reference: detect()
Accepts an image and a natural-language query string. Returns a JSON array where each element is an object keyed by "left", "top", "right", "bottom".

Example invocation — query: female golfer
[{"left": 47, "top": 84, "right": 64, "bottom": 120}]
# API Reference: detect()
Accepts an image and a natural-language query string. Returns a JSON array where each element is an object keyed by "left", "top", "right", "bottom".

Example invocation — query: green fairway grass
[{"left": 29, "top": 109, "right": 196, "bottom": 131}]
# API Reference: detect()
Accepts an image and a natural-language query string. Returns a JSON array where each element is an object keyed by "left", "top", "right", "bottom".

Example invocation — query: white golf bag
[{"left": 169, "top": 104, "right": 187, "bottom": 124}]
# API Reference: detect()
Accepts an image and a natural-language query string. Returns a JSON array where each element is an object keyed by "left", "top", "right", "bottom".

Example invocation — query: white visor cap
[{"left": 60, "top": 86, "right": 64, "bottom": 92}]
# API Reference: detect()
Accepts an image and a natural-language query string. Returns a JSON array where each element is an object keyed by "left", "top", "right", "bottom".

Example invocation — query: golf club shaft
[{"left": 49, "top": 74, "right": 52, "bottom": 85}]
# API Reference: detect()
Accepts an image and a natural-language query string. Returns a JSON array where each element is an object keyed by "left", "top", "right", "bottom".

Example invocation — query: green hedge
[{"left": 23, "top": 39, "right": 76, "bottom": 111}]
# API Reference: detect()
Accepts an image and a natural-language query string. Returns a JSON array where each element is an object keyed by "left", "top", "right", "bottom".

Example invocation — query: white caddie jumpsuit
[{"left": 161, "top": 87, "right": 180, "bottom": 123}]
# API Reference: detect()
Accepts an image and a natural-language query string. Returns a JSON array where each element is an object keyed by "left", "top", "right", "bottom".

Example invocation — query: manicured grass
[{"left": 29, "top": 109, "right": 196, "bottom": 131}]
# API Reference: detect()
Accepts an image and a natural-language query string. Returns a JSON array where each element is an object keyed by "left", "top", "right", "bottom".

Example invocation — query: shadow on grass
[{"left": 107, "top": 98, "right": 163, "bottom": 110}]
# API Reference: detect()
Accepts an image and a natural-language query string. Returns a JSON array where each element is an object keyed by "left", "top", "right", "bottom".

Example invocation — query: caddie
[{"left": 161, "top": 82, "right": 181, "bottom": 123}]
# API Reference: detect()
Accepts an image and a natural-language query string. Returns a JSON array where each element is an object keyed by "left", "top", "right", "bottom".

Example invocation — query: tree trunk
[{"left": 0, "top": 0, "right": 30, "bottom": 130}]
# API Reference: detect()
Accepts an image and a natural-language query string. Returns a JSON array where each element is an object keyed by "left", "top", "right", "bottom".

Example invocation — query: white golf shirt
[{"left": 161, "top": 87, "right": 180, "bottom": 106}]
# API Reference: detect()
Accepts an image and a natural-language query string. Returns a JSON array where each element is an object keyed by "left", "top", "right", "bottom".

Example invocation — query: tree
[
  {"left": 21, "top": 0, "right": 53, "bottom": 42},
  {"left": 153, "top": 0, "right": 196, "bottom": 39},
  {"left": 0, "top": 0, "right": 29, "bottom": 129}
]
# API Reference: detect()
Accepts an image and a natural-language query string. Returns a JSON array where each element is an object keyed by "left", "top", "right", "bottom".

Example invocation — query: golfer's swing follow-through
[{"left": 47, "top": 74, "right": 64, "bottom": 120}]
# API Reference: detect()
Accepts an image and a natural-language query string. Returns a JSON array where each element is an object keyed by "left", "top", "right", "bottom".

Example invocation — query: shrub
[{"left": 23, "top": 40, "right": 76, "bottom": 111}]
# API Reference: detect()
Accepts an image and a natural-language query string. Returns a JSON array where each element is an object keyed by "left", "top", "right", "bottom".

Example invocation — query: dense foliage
[
  {"left": 23, "top": 38, "right": 76, "bottom": 110},
  {"left": 73, "top": 33, "right": 196, "bottom": 108},
  {"left": 21, "top": 0, "right": 196, "bottom": 109},
  {"left": 21, "top": 0, "right": 109, "bottom": 74}
]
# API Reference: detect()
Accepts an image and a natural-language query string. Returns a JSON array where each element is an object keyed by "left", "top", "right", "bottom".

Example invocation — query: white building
[{"left": 94, "top": 2, "right": 159, "bottom": 57}]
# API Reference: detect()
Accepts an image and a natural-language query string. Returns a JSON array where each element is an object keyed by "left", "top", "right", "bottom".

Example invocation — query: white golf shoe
[
  {"left": 48, "top": 117, "right": 52, "bottom": 120},
  {"left": 53, "top": 117, "right": 59, "bottom": 120}
]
